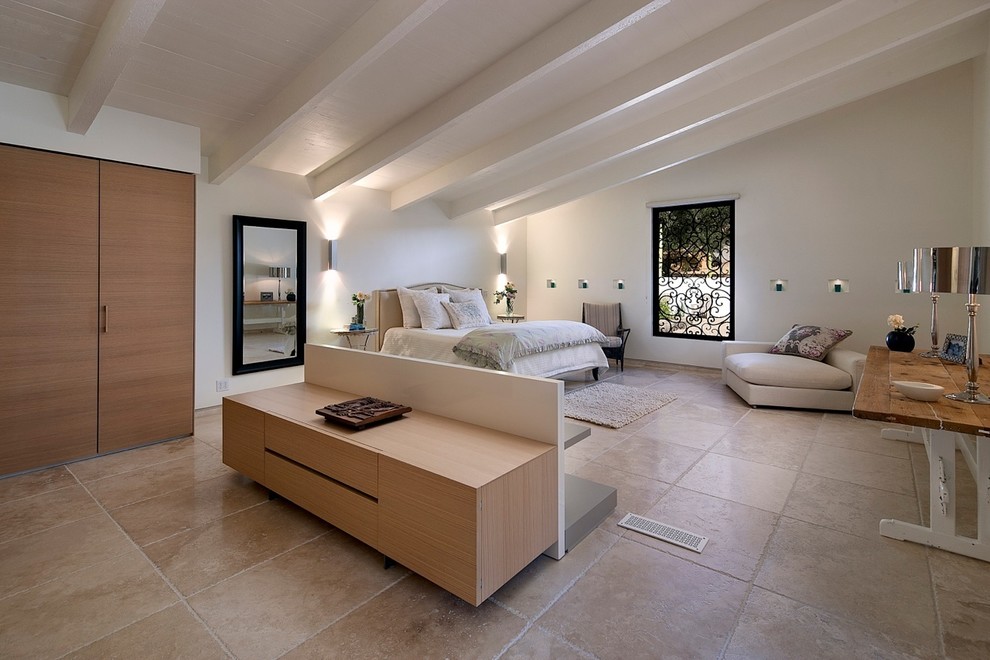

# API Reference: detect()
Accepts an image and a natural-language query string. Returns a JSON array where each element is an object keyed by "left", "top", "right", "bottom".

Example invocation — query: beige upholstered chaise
[{"left": 722, "top": 340, "right": 867, "bottom": 412}]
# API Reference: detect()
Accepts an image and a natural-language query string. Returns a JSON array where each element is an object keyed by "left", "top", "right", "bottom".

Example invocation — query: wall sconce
[
  {"left": 328, "top": 239, "right": 338, "bottom": 270},
  {"left": 613, "top": 279, "right": 625, "bottom": 290},
  {"left": 546, "top": 279, "right": 556, "bottom": 288},
  {"left": 770, "top": 279, "right": 787, "bottom": 292},
  {"left": 499, "top": 253, "right": 507, "bottom": 275},
  {"left": 578, "top": 279, "right": 589, "bottom": 289},
  {"left": 828, "top": 278, "right": 848, "bottom": 293}
]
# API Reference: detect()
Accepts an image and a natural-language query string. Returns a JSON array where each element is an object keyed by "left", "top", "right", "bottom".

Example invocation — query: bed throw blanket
[{"left": 452, "top": 321, "right": 607, "bottom": 371}]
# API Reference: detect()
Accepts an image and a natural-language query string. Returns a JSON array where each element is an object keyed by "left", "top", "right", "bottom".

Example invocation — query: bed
[{"left": 372, "top": 283, "right": 609, "bottom": 379}]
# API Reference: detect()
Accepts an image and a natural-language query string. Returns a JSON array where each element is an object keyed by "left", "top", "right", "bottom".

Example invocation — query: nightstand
[
  {"left": 497, "top": 314, "right": 525, "bottom": 323},
  {"left": 329, "top": 327, "right": 378, "bottom": 350}
]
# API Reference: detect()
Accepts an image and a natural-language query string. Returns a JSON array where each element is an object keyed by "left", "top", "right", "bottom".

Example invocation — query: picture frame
[
  {"left": 260, "top": 291, "right": 274, "bottom": 302},
  {"left": 940, "top": 333, "right": 967, "bottom": 364}
]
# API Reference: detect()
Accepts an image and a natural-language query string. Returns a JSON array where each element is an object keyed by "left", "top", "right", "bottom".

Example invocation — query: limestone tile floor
[{"left": 1, "top": 363, "right": 988, "bottom": 659}]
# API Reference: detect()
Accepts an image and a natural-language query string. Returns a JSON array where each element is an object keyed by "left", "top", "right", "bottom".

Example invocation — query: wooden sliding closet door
[
  {"left": 98, "top": 161, "right": 194, "bottom": 452},
  {"left": 0, "top": 145, "right": 100, "bottom": 474}
]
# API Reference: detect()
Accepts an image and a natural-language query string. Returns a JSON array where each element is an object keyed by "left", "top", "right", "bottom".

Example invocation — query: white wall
[
  {"left": 527, "top": 63, "right": 979, "bottom": 368},
  {"left": 195, "top": 167, "right": 500, "bottom": 408},
  {"left": 0, "top": 81, "right": 199, "bottom": 173}
]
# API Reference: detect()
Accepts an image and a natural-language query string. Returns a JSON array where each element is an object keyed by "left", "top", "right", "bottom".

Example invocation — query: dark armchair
[{"left": 582, "top": 302, "right": 631, "bottom": 373}]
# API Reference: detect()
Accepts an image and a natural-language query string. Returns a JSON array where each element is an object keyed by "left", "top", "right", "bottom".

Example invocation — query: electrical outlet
[{"left": 216, "top": 379, "right": 230, "bottom": 393}]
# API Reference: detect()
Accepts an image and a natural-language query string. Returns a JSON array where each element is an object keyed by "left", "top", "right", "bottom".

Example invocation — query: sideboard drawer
[
  {"left": 265, "top": 413, "right": 378, "bottom": 497},
  {"left": 265, "top": 451, "right": 377, "bottom": 548}
]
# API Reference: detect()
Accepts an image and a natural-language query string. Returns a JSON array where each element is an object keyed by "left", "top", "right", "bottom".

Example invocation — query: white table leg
[{"left": 878, "top": 428, "right": 990, "bottom": 562}]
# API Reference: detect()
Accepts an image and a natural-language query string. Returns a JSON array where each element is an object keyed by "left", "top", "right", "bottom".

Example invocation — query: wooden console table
[
  {"left": 853, "top": 347, "right": 990, "bottom": 561},
  {"left": 223, "top": 382, "right": 558, "bottom": 605}
]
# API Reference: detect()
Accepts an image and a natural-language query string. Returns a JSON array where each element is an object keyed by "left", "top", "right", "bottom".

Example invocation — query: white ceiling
[{"left": 3, "top": 0, "right": 989, "bottom": 223}]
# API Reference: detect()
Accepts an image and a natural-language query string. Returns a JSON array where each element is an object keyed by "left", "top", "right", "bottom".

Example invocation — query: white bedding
[{"left": 380, "top": 326, "right": 608, "bottom": 378}]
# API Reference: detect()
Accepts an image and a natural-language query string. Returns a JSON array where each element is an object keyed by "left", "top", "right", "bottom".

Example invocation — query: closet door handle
[{"left": 103, "top": 305, "right": 109, "bottom": 333}]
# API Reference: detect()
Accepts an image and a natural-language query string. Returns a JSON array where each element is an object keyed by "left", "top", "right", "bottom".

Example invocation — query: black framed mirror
[{"left": 233, "top": 215, "right": 307, "bottom": 374}]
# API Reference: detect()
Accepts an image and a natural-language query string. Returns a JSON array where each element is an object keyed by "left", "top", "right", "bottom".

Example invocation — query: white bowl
[{"left": 892, "top": 380, "right": 944, "bottom": 402}]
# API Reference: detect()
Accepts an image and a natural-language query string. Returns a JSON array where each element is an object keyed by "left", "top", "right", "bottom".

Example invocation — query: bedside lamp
[{"left": 269, "top": 266, "right": 290, "bottom": 301}]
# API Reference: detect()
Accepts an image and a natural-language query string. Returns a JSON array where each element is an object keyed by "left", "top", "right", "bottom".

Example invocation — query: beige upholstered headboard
[{"left": 371, "top": 282, "right": 469, "bottom": 351}]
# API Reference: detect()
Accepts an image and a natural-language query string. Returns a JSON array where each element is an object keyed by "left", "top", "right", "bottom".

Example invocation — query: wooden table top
[{"left": 853, "top": 346, "right": 990, "bottom": 436}]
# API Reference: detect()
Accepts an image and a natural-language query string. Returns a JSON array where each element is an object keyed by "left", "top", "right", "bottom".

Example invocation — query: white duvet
[{"left": 380, "top": 326, "right": 608, "bottom": 378}]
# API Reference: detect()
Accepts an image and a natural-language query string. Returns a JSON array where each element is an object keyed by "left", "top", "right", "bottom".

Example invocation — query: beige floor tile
[
  {"left": 929, "top": 549, "right": 990, "bottom": 659},
  {"left": 67, "top": 436, "right": 201, "bottom": 482},
  {"left": 143, "top": 498, "right": 329, "bottom": 596},
  {"left": 0, "top": 465, "right": 77, "bottom": 505},
  {"left": 563, "top": 426, "right": 631, "bottom": 462},
  {"left": 678, "top": 453, "right": 798, "bottom": 513},
  {"left": 712, "top": 426, "right": 814, "bottom": 470},
  {"left": 724, "top": 587, "right": 933, "bottom": 659},
  {"left": 0, "top": 483, "right": 103, "bottom": 544},
  {"left": 783, "top": 472, "right": 920, "bottom": 540},
  {"left": 538, "top": 537, "right": 749, "bottom": 659},
  {"left": 816, "top": 416, "right": 911, "bottom": 458},
  {"left": 632, "top": 416, "right": 730, "bottom": 451},
  {"left": 0, "top": 512, "right": 133, "bottom": 598},
  {"left": 85, "top": 444, "right": 232, "bottom": 510},
  {"left": 637, "top": 486, "right": 778, "bottom": 581},
  {"left": 803, "top": 443, "right": 915, "bottom": 495},
  {"left": 732, "top": 407, "right": 825, "bottom": 436},
  {"left": 593, "top": 434, "right": 704, "bottom": 483},
  {"left": 0, "top": 549, "right": 177, "bottom": 658},
  {"left": 280, "top": 574, "right": 527, "bottom": 659},
  {"left": 665, "top": 399, "right": 749, "bottom": 426},
  {"left": 110, "top": 471, "right": 269, "bottom": 546},
  {"left": 493, "top": 528, "right": 619, "bottom": 619},
  {"left": 755, "top": 518, "right": 937, "bottom": 651},
  {"left": 571, "top": 461, "right": 671, "bottom": 528},
  {"left": 190, "top": 532, "right": 406, "bottom": 660},
  {"left": 64, "top": 602, "right": 226, "bottom": 659},
  {"left": 502, "top": 625, "right": 596, "bottom": 659}
]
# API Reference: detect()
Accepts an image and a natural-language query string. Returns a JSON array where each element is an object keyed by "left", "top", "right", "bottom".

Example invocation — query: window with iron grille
[{"left": 652, "top": 200, "right": 734, "bottom": 340}]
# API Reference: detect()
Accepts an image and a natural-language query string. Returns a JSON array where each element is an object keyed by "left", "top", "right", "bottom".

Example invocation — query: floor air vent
[{"left": 618, "top": 513, "right": 709, "bottom": 553}]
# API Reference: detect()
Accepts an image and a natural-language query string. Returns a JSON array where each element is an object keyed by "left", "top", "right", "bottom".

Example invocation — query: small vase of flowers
[
  {"left": 885, "top": 314, "right": 917, "bottom": 352},
  {"left": 494, "top": 281, "right": 517, "bottom": 315},
  {"left": 351, "top": 291, "right": 369, "bottom": 329}
]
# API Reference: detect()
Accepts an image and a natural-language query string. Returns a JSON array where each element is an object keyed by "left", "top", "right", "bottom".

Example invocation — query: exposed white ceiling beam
[
  {"left": 207, "top": 0, "right": 449, "bottom": 185},
  {"left": 450, "top": 0, "right": 990, "bottom": 218},
  {"left": 389, "top": 0, "right": 861, "bottom": 211},
  {"left": 307, "top": 0, "right": 672, "bottom": 200},
  {"left": 66, "top": 0, "right": 166, "bottom": 134},
  {"left": 490, "top": 23, "right": 987, "bottom": 224}
]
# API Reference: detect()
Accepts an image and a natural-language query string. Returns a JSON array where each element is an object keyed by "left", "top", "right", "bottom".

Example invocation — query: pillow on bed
[
  {"left": 446, "top": 288, "right": 493, "bottom": 325},
  {"left": 441, "top": 301, "right": 488, "bottom": 329},
  {"left": 413, "top": 292, "right": 452, "bottom": 330},
  {"left": 397, "top": 286, "right": 437, "bottom": 328}
]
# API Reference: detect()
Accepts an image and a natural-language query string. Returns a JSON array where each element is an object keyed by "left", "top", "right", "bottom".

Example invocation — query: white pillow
[
  {"left": 413, "top": 292, "right": 452, "bottom": 330},
  {"left": 447, "top": 288, "right": 492, "bottom": 324},
  {"left": 441, "top": 301, "right": 488, "bottom": 329},
  {"left": 397, "top": 286, "right": 437, "bottom": 328}
]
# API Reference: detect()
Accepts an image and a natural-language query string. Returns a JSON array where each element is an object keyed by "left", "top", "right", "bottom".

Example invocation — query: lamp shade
[
  {"left": 929, "top": 247, "right": 990, "bottom": 295},
  {"left": 269, "top": 266, "right": 290, "bottom": 279}
]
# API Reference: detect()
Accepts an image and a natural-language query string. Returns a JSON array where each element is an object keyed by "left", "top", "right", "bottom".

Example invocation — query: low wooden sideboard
[{"left": 223, "top": 381, "right": 558, "bottom": 605}]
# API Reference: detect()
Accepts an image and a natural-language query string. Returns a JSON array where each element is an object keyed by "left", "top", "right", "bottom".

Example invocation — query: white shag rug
[{"left": 564, "top": 383, "right": 677, "bottom": 429}]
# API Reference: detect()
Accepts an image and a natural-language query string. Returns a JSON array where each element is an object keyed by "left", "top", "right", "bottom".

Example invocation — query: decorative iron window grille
[{"left": 652, "top": 200, "right": 734, "bottom": 340}]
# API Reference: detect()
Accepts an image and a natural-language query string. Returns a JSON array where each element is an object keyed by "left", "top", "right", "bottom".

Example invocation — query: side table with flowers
[
  {"left": 886, "top": 314, "right": 917, "bottom": 352},
  {"left": 494, "top": 281, "right": 518, "bottom": 315},
  {"left": 351, "top": 291, "right": 369, "bottom": 330}
]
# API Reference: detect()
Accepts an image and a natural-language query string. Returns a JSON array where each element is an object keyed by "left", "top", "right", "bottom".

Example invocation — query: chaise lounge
[{"left": 722, "top": 339, "right": 867, "bottom": 412}]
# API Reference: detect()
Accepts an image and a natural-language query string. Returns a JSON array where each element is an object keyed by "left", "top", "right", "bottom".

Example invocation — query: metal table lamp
[
  {"left": 910, "top": 247, "right": 943, "bottom": 358},
  {"left": 930, "top": 246, "right": 990, "bottom": 404},
  {"left": 269, "top": 266, "right": 291, "bottom": 301}
]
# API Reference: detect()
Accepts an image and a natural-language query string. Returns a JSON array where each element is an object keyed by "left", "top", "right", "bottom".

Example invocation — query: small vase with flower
[{"left": 885, "top": 314, "right": 917, "bottom": 352}]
